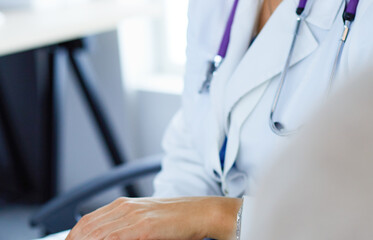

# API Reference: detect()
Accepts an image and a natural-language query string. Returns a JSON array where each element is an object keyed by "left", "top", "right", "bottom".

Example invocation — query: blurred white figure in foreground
[
  {"left": 0, "top": 11, "right": 4, "bottom": 25},
  {"left": 35, "top": 69, "right": 373, "bottom": 240},
  {"left": 245, "top": 68, "right": 373, "bottom": 240}
]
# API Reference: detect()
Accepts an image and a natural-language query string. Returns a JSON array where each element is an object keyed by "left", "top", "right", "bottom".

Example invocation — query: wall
[{"left": 57, "top": 30, "right": 181, "bottom": 208}]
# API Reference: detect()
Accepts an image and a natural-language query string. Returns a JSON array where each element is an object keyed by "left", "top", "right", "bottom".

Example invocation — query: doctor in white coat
[{"left": 66, "top": 0, "right": 373, "bottom": 239}]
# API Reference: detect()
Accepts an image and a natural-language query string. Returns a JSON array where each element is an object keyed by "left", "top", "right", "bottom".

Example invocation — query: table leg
[
  {"left": 60, "top": 40, "right": 138, "bottom": 197},
  {"left": 44, "top": 49, "right": 59, "bottom": 200},
  {"left": 0, "top": 71, "right": 32, "bottom": 199}
]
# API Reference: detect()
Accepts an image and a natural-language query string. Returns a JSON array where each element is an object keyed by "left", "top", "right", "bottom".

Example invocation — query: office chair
[{"left": 30, "top": 154, "right": 162, "bottom": 236}]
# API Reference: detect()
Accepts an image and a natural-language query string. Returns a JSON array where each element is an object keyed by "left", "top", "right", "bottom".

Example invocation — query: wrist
[{"left": 206, "top": 197, "right": 243, "bottom": 240}]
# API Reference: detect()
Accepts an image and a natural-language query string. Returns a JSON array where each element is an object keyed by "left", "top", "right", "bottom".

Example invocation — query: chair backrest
[{"left": 30, "top": 155, "right": 162, "bottom": 235}]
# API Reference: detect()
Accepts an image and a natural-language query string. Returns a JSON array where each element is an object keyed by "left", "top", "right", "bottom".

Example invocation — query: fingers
[
  {"left": 103, "top": 220, "right": 151, "bottom": 240},
  {"left": 65, "top": 196, "right": 216, "bottom": 240},
  {"left": 66, "top": 198, "right": 129, "bottom": 240},
  {"left": 67, "top": 213, "right": 145, "bottom": 240},
  {"left": 83, "top": 203, "right": 133, "bottom": 230},
  {"left": 80, "top": 217, "right": 132, "bottom": 240},
  {"left": 88, "top": 197, "right": 128, "bottom": 220}
]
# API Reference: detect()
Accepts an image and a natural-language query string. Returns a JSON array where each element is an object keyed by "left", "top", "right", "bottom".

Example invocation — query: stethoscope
[{"left": 199, "top": 0, "right": 360, "bottom": 137}]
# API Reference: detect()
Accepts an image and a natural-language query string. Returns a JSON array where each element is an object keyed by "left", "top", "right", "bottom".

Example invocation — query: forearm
[{"left": 66, "top": 196, "right": 244, "bottom": 240}]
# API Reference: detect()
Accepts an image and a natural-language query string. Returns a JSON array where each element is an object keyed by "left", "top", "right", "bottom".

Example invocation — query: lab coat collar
[
  {"left": 219, "top": 0, "right": 346, "bottom": 122},
  {"left": 220, "top": 0, "right": 323, "bottom": 175},
  {"left": 209, "top": 0, "right": 345, "bottom": 177},
  {"left": 222, "top": 0, "right": 319, "bottom": 131},
  {"left": 219, "top": 0, "right": 345, "bottom": 175},
  {"left": 210, "top": 0, "right": 261, "bottom": 135}
]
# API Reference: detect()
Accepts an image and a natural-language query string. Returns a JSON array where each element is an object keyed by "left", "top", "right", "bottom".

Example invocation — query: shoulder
[
  {"left": 186, "top": 0, "right": 230, "bottom": 48},
  {"left": 352, "top": 0, "right": 373, "bottom": 30},
  {"left": 351, "top": 0, "right": 373, "bottom": 37},
  {"left": 187, "top": 0, "right": 228, "bottom": 28},
  {"left": 184, "top": 0, "right": 231, "bottom": 92},
  {"left": 356, "top": 0, "right": 373, "bottom": 18},
  {"left": 346, "top": 0, "right": 373, "bottom": 73}
]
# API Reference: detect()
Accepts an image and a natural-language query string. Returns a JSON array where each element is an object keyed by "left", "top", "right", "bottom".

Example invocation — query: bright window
[
  {"left": 163, "top": 0, "right": 188, "bottom": 68},
  {"left": 119, "top": 0, "right": 188, "bottom": 94}
]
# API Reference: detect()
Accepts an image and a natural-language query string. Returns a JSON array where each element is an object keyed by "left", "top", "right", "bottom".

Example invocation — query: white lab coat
[{"left": 153, "top": 0, "right": 373, "bottom": 238}]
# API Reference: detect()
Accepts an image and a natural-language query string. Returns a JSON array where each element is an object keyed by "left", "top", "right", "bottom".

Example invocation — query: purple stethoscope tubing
[
  {"left": 328, "top": 0, "right": 360, "bottom": 93},
  {"left": 199, "top": 0, "right": 361, "bottom": 136},
  {"left": 218, "top": 0, "right": 240, "bottom": 58},
  {"left": 199, "top": 0, "right": 240, "bottom": 93},
  {"left": 270, "top": 0, "right": 360, "bottom": 136}
]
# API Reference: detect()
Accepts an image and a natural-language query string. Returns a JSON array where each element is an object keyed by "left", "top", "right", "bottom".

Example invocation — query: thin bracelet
[{"left": 236, "top": 204, "right": 243, "bottom": 240}]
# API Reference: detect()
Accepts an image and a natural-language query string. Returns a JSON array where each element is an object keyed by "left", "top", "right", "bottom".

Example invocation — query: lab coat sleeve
[
  {"left": 153, "top": 0, "right": 228, "bottom": 197},
  {"left": 153, "top": 110, "right": 222, "bottom": 197}
]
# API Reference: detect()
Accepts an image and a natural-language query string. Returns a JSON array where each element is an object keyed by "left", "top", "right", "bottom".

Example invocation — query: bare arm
[{"left": 66, "top": 197, "right": 242, "bottom": 240}]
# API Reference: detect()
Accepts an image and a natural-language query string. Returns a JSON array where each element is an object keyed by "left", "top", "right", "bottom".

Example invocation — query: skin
[
  {"left": 66, "top": 197, "right": 242, "bottom": 240},
  {"left": 66, "top": 0, "right": 283, "bottom": 239},
  {"left": 257, "top": 0, "right": 283, "bottom": 33}
]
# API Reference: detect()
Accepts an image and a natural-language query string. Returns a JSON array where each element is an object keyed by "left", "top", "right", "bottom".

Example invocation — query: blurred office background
[{"left": 0, "top": 0, "right": 188, "bottom": 239}]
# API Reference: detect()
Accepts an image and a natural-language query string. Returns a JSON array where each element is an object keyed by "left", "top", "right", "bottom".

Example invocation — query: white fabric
[
  {"left": 244, "top": 68, "right": 373, "bottom": 240},
  {"left": 240, "top": 196, "right": 254, "bottom": 239},
  {"left": 153, "top": 0, "right": 373, "bottom": 239},
  {"left": 33, "top": 230, "right": 70, "bottom": 240}
]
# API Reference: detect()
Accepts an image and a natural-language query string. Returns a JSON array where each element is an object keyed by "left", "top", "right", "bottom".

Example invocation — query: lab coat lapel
[
  {"left": 222, "top": 0, "right": 345, "bottom": 126},
  {"left": 223, "top": 0, "right": 318, "bottom": 126},
  {"left": 206, "top": 0, "right": 261, "bottom": 177},
  {"left": 222, "top": 0, "right": 344, "bottom": 175},
  {"left": 210, "top": 0, "right": 261, "bottom": 134},
  {"left": 221, "top": 0, "right": 318, "bottom": 175}
]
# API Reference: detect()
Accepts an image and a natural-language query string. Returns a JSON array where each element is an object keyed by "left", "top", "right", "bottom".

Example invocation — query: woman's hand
[{"left": 66, "top": 197, "right": 242, "bottom": 240}]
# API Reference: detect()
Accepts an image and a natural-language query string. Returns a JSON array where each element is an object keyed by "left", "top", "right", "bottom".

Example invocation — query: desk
[
  {"left": 0, "top": 0, "right": 160, "bottom": 56},
  {"left": 0, "top": 0, "right": 159, "bottom": 202}
]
